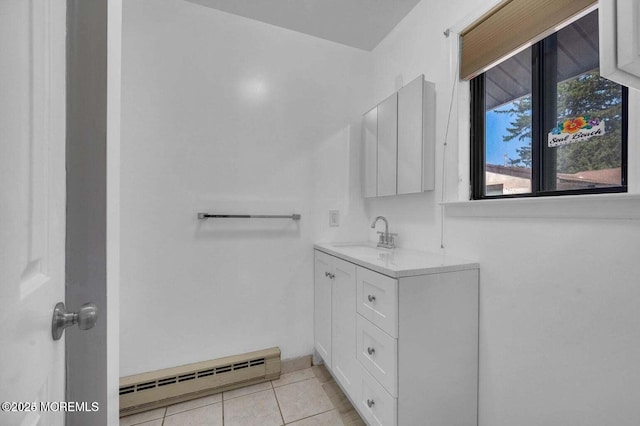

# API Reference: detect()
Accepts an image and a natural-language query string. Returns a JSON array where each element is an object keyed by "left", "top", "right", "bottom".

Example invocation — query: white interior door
[{"left": 0, "top": 1, "right": 67, "bottom": 425}]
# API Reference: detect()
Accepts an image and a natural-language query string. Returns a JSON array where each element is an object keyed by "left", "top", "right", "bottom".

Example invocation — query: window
[{"left": 471, "top": 10, "right": 627, "bottom": 199}]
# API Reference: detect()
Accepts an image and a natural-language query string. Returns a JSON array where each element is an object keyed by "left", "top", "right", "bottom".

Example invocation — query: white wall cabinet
[
  {"left": 314, "top": 248, "right": 478, "bottom": 426},
  {"left": 377, "top": 93, "right": 398, "bottom": 197},
  {"left": 362, "top": 75, "right": 435, "bottom": 198},
  {"left": 397, "top": 76, "right": 435, "bottom": 194},
  {"left": 600, "top": 0, "right": 640, "bottom": 90},
  {"left": 363, "top": 107, "right": 378, "bottom": 198}
]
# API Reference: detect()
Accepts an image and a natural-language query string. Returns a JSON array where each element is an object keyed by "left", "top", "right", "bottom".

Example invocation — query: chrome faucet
[{"left": 371, "top": 216, "right": 396, "bottom": 249}]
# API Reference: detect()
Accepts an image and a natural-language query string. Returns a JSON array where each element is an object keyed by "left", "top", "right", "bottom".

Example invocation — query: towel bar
[{"left": 197, "top": 213, "right": 301, "bottom": 221}]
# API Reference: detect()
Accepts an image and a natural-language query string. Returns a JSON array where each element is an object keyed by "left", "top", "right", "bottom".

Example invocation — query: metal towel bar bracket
[{"left": 198, "top": 213, "right": 301, "bottom": 221}]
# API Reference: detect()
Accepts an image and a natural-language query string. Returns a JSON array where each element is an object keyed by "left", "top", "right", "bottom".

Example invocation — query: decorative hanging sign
[{"left": 548, "top": 116, "right": 605, "bottom": 147}]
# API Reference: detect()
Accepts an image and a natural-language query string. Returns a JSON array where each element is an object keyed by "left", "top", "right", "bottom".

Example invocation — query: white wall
[
  {"left": 445, "top": 208, "right": 640, "bottom": 425},
  {"left": 120, "top": 0, "right": 370, "bottom": 376},
  {"left": 370, "top": 1, "right": 640, "bottom": 424}
]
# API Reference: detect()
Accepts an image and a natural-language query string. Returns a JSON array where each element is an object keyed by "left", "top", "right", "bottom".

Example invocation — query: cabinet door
[
  {"left": 397, "top": 76, "right": 423, "bottom": 194},
  {"left": 314, "top": 251, "right": 333, "bottom": 367},
  {"left": 600, "top": 0, "right": 640, "bottom": 89},
  {"left": 363, "top": 107, "right": 378, "bottom": 198},
  {"left": 616, "top": 0, "right": 640, "bottom": 75},
  {"left": 397, "top": 76, "right": 435, "bottom": 194},
  {"left": 331, "top": 257, "right": 358, "bottom": 397},
  {"left": 377, "top": 93, "right": 397, "bottom": 196}
]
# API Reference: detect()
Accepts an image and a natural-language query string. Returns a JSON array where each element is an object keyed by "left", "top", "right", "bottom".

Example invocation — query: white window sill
[{"left": 441, "top": 192, "right": 640, "bottom": 220}]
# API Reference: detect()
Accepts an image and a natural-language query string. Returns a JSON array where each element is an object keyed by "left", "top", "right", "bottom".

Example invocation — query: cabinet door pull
[
  {"left": 367, "top": 347, "right": 375, "bottom": 355},
  {"left": 367, "top": 399, "right": 375, "bottom": 408},
  {"left": 367, "top": 294, "right": 376, "bottom": 302}
]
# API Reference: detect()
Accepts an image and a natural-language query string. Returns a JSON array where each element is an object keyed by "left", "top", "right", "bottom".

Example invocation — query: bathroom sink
[
  {"left": 315, "top": 241, "right": 479, "bottom": 278},
  {"left": 327, "top": 242, "right": 391, "bottom": 256},
  {"left": 325, "top": 242, "right": 396, "bottom": 265}
]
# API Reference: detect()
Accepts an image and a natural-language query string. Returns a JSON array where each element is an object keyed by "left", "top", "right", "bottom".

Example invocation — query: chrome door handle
[{"left": 52, "top": 302, "right": 98, "bottom": 341}]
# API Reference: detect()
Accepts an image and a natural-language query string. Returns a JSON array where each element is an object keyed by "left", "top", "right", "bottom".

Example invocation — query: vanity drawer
[
  {"left": 357, "top": 315, "right": 397, "bottom": 397},
  {"left": 356, "top": 266, "right": 398, "bottom": 338},
  {"left": 358, "top": 365, "right": 397, "bottom": 426}
]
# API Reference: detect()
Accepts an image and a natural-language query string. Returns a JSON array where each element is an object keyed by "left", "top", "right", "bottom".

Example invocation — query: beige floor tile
[
  {"left": 163, "top": 402, "right": 222, "bottom": 426},
  {"left": 272, "top": 368, "right": 315, "bottom": 388},
  {"left": 319, "top": 380, "right": 365, "bottom": 425},
  {"left": 119, "top": 407, "right": 166, "bottom": 426},
  {"left": 166, "top": 393, "right": 222, "bottom": 416},
  {"left": 311, "top": 364, "right": 333, "bottom": 384},
  {"left": 340, "top": 409, "right": 366, "bottom": 426},
  {"left": 286, "top": 409, "right": 344, "bottom": 425},
  {"left": 321, "top": 380, "right": 353, "bottom": 414},
  {"left": 274, "top": 378, "right": 334, "bottom": 424},
  {"left": 224, "top": 388, "right": 283, "bottom": 426},
  {"left": 223, "top": 381, "right": 273, "bottom": 400}
]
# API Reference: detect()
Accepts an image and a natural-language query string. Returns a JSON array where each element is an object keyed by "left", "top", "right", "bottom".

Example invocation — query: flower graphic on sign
[
  {"left": 562, "top": 117, "right": 587, "bottom": 133},
  {"left": 548, "top": 115, "right": 605, "bottom": 147}
]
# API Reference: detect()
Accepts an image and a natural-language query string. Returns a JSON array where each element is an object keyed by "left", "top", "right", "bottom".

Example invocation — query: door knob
[{"left": 51, "top": 302, "right": 98, "bottom": 341}]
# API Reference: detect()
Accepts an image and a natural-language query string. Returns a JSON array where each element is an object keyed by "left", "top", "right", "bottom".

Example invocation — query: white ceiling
[{"left": 186, "top": 0, "right": 422, "bottom": 51}]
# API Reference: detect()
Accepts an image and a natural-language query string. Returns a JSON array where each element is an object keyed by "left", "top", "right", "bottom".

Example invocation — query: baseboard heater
[{"left": 119, "top": 347, "right": 281, "bottom": 417}]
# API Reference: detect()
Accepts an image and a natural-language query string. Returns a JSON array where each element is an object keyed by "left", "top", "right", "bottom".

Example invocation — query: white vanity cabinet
[
  {"left": 313, "top": 251, "right": 333, "bottom": 367},
  {"left": 313, "top": 244, "right": 479, "bottom": 426},
  {"left": 600, "top": 0, "right": 640, "bottom": 89},
  {"left": 362, "top": 75, "right": 435, "bottom": 198},
  {"left": 314, "top": 250, "right": 360, "bottom": 397}
]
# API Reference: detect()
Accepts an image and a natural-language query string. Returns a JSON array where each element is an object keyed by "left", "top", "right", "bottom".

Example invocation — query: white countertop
[{"left": 314, "top": 242, "right": 479, "bottom": 278}]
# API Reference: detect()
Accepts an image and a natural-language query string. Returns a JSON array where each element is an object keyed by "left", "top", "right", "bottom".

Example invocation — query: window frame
[{"left": 470, "top": 31, "right": 628, "bottom": 200}]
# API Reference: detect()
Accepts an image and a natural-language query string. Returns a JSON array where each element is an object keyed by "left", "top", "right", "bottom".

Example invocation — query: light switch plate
[{"left": 329, "top": 210, "right": 340, "bottom": 227}]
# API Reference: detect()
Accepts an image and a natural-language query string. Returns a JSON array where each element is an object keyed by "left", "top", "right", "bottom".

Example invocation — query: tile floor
[{"left": 120, "top": 365, "right": 365, "bottom": 426}]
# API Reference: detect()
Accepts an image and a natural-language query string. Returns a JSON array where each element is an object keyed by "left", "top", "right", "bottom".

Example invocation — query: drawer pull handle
[
  {"left": 367, "top": 399, "right": 375, "bottom": 408},
  {"left": 325, "top": 272, "right": 335, "bottom": 279},
  {"left": 367, "top": 294, "right": 376, "bottom": 302},
  {"left": 367, "top": 347, "right": 375, "bottom": 355}
]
